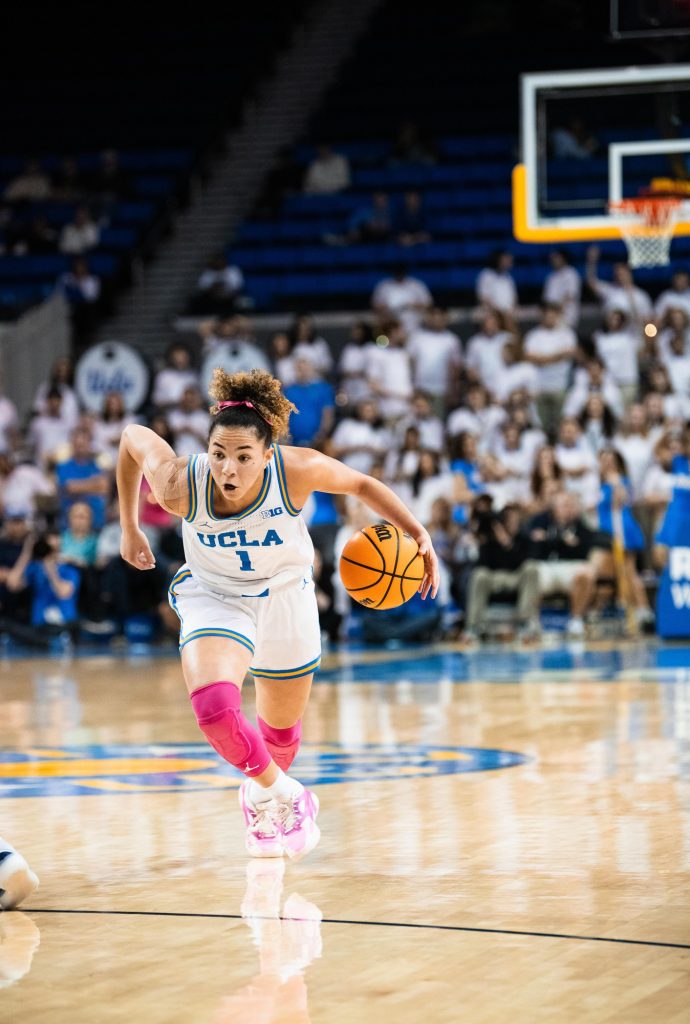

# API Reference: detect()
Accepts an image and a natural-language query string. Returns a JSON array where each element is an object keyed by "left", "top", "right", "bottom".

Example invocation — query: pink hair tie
[{"left": 216, "top": 399, "right": 273, "bottom": 426}]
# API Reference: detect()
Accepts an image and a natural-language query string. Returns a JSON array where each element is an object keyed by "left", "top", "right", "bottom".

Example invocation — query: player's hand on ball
[
  {"left": 121, "top": 526, "right": 156, "bottom": 570},
  {"left": 416, "top": 531, "right": 439, "bottom": 600}
]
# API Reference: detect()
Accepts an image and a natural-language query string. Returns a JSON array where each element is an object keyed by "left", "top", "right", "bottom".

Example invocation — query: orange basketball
[{"left": 339, "top": 523, "right": 424, "bottom": 610}]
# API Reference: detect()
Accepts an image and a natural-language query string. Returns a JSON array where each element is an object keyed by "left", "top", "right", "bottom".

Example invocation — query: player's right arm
[{"left": 117, "top": 424, "right": 190, "bottom": 570}]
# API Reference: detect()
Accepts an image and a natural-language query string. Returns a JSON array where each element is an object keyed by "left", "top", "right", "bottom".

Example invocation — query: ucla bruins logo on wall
[{"left": 0, "top": 744, "right": 529, "bottom": 797}]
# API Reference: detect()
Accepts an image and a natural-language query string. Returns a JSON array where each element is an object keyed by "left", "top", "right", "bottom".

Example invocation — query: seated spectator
[
  {"left": 447, "top": 383, "right": 505, "bottom": 446},
  {"left": 28, "top": 389, "right": 76, "bottom": 469},
  {"left": 555, "top": 416, "right": 600, "bottom": 511},
  {"left": 3, "top": 159, "right": 51, "bottom": 203},
  {"left": 449, "top": 431, "right": 484, "bottom": 522},
  {"left": 371, "top": 265, "right": 432, "bottom": 334},
  {"left": 33, "top": 356, "right": 79, "bottom": 426},
  {"left": 579, "top": 394, "right": 617, "bottom": 455},
  {"left": 192, "top": 252, "right": 246, "bottom": 315},
  {"left": 92, "top": 391, "right": 137, "bottom": 465},
  {"left": 527, "top": 490, "right": 600, "bottom": 637},
  {"left": 394, "top": 191, "right": 431, "bottom": 246},
  {"left": 152, "top": 342, "right": 200, "bottom": 411},
  {"left": 465, "top": 310, "right": 514, "bottom": 391},
  {"left": 303, "top": 143, "right": 351, "bottom": 195},
  {"left": 7, "top": 530, "right": 80, "bottom": 637},
  {"left": 407, "top": 306, "right": 462, "bottom": 416},
  {"left": 613, "top": 404, "right": 658, "bottom": 499},
  {"left": 337, "top": 320, "right": 374, "bottom": 408},
  {"left": 383, "top": 425, "right": 422, "bottom": 502},
  {"left": 59, "top": 206, "right": 100, "bottom": 255},
  {"left": 59, "top": 257, "right": 102, "bottom": 347},
  {"left": 330, "top": 399, "right": 389, "bottom": 475},
  {"left": 268, "top": 331, "right": 297, "bottom": 388},
  {"left": 251, "top": 145, "right": 304, "bottom": 220},
  {"left": 640, "top": 431, "right": 678, "bottom": 536},
  {"left": 476, "top": 249, "right": 518, "bottom": 323},
  {"left": 524, "top": 302, "right": 577, "bottom": 439},
  {"left": 408, "top": 450, "right": 453, "bottom": 525},
  {"left": 397, "top": 391, "right": 445, "bottom": 453},
  {"left": 168, "top": 386, "right": 211, "bottom": 456},
  {"left": 60, "top": 500, "right": 99, "bottom": 568},
  {"left": 586, "top": 247, "right": 653, "bottom": 326},
  {"left": 197, "top": 315, "right": 242, "bottom": 355},
  {"left": 55, "top": 426, "right": 111, "bottom": 530},
  {"left": 592, "top": 309, "right": 641, "bottom": 407},
  {"left": 0, "top": 380, "right": 19, "bottom": 456},
  {"left": 289, "top": 313, "right": 333, "bottom": 379},
  {"left": 461, "top": 500, "right": 540, "bottom": 644},
  {"left": 564, "top": 353, "right": 624, "bottom": 420},
  {"left": 491, "top": 337, "right": 538, "bottom": 405},
  {"left": 1, "top": 453, "right": 56, "bottom": 521},
  {"left": 389, "top": 119, "right": 437, "bottom": 166},
  {"left": 200, "top": 318, "right": 271, "bottom": 380},
  {"left": 486, "top": 422, "right": 534, "bottom": 507},
  {"left": 596, "top": 448, "right": 654, "bottom": 631},
  {"left": 284, "top": 358, "right": 335, "bottom": 447},
  {"left": 347, "top": 192, "right": 393, "bottom": 244},
  {"left": 551, "top": 117, "right": 598, "bottom": 159},
  {"left": 643, "top": 369, "right": 687, "bottom": 425},
  {"left": 528, "top": 445, "right": 563, "bottom": 516},
  {"left": 657, "top": 306, "right": 690, "bottom": 367},
  {"left": 665, "top": 328, "right": 690, "bottom": 402},
  {"left": 426, "top": 496, "right": 475, "bottom": 612},
  {"left": 365, "top": 319, "right": 414, "bottom": 422},
  {"left": 0, "top": 510, "right": 32, "bottom": 615},
  {"left": 542, "top": 249, "right": 581, "bottom": 327},
  {"left": 654, "top": 269, "right": 690, "bottom": 322}
]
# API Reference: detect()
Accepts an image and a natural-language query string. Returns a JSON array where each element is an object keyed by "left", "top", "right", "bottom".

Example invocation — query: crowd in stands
[{"left": 0, "top": 240, "right": 688, "bottom": 651}]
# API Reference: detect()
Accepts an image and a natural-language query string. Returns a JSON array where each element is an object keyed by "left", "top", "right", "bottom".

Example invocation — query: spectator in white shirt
[
  {"left": 397, "top": 391, "right": 445, "bottom": 453},
  {"left": 1, "top": 455, "right": 56, "bottom": 518},
  {"left": 289, "top": 313, "right": 333, "bottom": 380},
  {"left": 446, "top": 384, "right": 505, "bottom": 449},
  {"left": 168, "top": 386, "right": 211, "bottom": 457},
  {"left": 406, "top": 305, "right": 462, "bottom": 415},
  {"left": 337, "top": 320, "right": 374, "bottom": 408},
  {"left": 613, "top": 404, "right": 657, "bottom": 499},
  {"left": 585, "top": 246, "right": 653, "bottom": 327},
  {"left": 491, "top": 337, "right": 539, "bottom": 404},
  {"left": 303, "top": 143, "right": 351, "bottom": 195},
  {"left": 593, "top": 309, "right": 641, "bottom": 407},
  {"left": 465, "top": 310, "right": 513, "bottom": 391},
  {"left": 92, "top": 391, "right": 137, "bottom": 465},
  {"left": 193, "top": 252, "right": 245, "bottom": 315},
  {"left": 371, "top": 266, "right": 433, "bottom": 334},
  {"left": 665, "top": 330, "right": 690, "bottom": 401},
  {"left": 269, "top": 331, "right": 298, "bottom": 389},
  {"left": 564, "top": 353, "right": 624, "bottom": 420},
  {"left": 578, "top": 393, "right": 617, "bottom": 456},
  {"left": 656, "top": 306, "right": 690, "bottom": 367},
  {"left": 3, "top": 159, "right": 51, "bottom": 202},
  {"left": 0, "top": 381, "right": 19, "bottom": 455},
  {"left": 487, "top": 421, "right": 534, "bottom": 507},
  {"left": 654, "top": 269, "right": 690, "bottom": 323},
  {"left": 197, "top": 315, "right": 246, "bottom": 356},
  {"left": 476, "top": 249, "right": 518, "bottom": 324},
  {"left": 330, "top": 399, "right": 390, "bottom": 475},
  {"left": 33, "top": 356, "right": 80, "bottom": 427},
  {"left": 409, "top": 450, "right": 455, "bottom": 526},
  {"left": 152, "top": 342, "right": 200, "bottom": 411},
  {"left": 640, "top": 432, "right": 677, "bottom": 535},
  {"left": 542, "top": 249, "right": 581, "bottom": 328},
  {"left": 59, "top": 206, "right": 100, "bottom": 255},
  {"left": 365, "top": 319, "right": 414, "bottom": 422},
  {"left": 555, "top": 417, "right": 600, "bottom": 511},
  {"left": 27, "top": 389, "right": 76, "bottom": 468},
  {"left": 523, "top": 303, "right": 578, "bottom": 438}
]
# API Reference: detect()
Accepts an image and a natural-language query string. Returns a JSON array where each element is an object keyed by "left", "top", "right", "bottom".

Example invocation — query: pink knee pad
[
  {"left": 190, "top": 682, "right": 271, "bottom": 778},
  {"left": 257, "top": 717, "right": 302, "bottom": 772}
]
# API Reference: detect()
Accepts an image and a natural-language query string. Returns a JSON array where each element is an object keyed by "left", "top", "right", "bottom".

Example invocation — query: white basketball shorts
[{"left": 168, "top": 567, "right": 321, "bottom": 679}]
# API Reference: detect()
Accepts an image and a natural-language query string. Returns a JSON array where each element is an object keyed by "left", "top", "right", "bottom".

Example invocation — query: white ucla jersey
[{"left": 180, "top": 445, "right": 314, "bottom": 597}]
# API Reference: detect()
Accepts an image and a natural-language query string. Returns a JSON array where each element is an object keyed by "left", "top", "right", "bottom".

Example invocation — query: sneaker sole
[
  {"left": 0, "top": 866, "right": 39, "bottom": 910},
  {"left": 246, "top": 842, "right": 284, "bottom": 859}
]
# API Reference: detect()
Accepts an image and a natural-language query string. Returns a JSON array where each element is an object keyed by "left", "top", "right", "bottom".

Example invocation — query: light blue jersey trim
[
  {"left": 205, "top": 463, "right": 272, "bottom": 521},
  {"left": 179, "top": 628, "right": 255, "bottom": 653},
  {"left": 273, "top": 444, "right": 301, "bottom": 516},
  {"left": 184, "top": 456, "right": 199, "bottom": 522}
]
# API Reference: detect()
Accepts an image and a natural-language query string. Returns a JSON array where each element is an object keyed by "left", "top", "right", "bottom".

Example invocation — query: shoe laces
[
  {"left": 250, "top": 801, "right": 280, "bottom": 839},
  {"left": 273, "top": 795, "right": 302, "bottom": 835}
]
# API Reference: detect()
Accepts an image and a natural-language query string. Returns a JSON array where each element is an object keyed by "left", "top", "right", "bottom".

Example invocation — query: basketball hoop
[{"left": 608, "top": 197, "right": 683, "bottom": 267}]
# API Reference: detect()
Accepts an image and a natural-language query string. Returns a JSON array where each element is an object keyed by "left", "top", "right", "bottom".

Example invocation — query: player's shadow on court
[
  {"left": 0, "top": 911, "right": 40, "bottom": 990},
  {"left": 212, "top": 861, "right": 322, "bottom": 1024}
]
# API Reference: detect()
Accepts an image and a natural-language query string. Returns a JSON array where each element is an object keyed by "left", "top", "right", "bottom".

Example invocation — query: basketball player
[
  {"left": 117, "top": 369, "right": 439, "bottom": 859},
  {"left": 0, "top": 839, "right": 39, "bottom": 909}
]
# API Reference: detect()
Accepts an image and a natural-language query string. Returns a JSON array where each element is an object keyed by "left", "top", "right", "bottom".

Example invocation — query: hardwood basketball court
[{"left": 1, "top": 640, "right": 689, "bottom": 1023}]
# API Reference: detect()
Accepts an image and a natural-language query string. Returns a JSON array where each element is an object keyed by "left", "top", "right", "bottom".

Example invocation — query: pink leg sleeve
[
  {"left": 190, "top": 681, "right": 272, "bottom": 778},
  {"left": 257, "top": 717, "right": 302, "bottom": 772}
]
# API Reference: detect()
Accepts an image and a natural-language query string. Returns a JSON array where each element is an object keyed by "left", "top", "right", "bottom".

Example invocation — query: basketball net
[{"left": 608, "top": 197, "right": 682, "bottom": 268}]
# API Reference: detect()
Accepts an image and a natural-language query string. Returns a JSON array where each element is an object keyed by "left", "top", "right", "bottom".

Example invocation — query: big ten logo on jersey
[
  {"left": 260, "top": 507, "right": 284, "bottom": 520},
  {"left": 670, "top": 548, "right": 690, "bottom": 609}
]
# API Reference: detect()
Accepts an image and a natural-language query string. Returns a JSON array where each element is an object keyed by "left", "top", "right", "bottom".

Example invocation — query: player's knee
[{"left": 190, "top": 681, "right": 271, "bottom": 776}]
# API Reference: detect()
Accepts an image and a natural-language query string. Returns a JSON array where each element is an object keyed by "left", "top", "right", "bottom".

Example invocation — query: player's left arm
[{"left": 282, "top": 446, "right": 439, "bottom": 599}]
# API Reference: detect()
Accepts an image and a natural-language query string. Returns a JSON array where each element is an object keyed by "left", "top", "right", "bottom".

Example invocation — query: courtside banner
[{"left": 656, "top": 547, "right": 690, "bottom": 638}]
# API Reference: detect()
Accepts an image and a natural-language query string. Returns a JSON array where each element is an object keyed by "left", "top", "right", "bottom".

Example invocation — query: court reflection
[
  {"left": 211, "top": 861, "right": 322, "bottom": 1024},
  {"left": 0, "top": 911, "right": 40, "bottom": 990}
]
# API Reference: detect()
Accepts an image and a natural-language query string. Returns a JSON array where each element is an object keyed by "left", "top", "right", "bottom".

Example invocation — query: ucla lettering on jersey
[{"left": 180, "top": 446, "right": 314, "bottom": 597}]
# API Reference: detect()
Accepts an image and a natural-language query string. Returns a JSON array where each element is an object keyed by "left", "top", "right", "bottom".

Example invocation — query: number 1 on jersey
[{"left": 236, "top": 550, "right": 255, "bottom": 572}]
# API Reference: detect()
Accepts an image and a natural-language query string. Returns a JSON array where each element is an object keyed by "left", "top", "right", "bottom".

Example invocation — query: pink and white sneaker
[
  {"left": 274, "top": 788, "right": 320, "bottom": 861},
  {"left": 239, "top": 782, "right": 283, "bottom": 858}
]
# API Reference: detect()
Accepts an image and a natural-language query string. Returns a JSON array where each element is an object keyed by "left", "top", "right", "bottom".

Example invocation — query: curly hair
[{"left": 208, "top": 367, "right": 297, "bottom": 444}]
